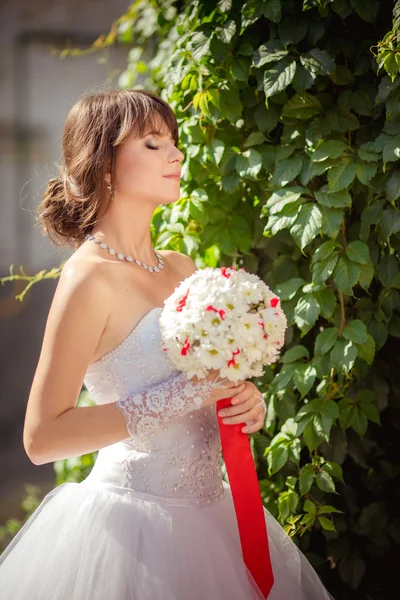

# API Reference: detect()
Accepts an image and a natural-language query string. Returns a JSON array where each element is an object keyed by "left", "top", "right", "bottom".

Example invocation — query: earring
[{"left": 107, "top": 182, "right": 113, "bottom": 197}]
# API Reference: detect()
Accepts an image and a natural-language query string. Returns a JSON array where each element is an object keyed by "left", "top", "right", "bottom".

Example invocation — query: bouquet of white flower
[
  {"left": 159, "top": 264, "right": 288, "bottom": 598},
  {"left": 159, "top": 265, "right": 287, "bottom": 381}
]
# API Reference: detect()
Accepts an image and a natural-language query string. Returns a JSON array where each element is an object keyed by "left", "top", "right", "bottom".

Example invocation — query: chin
[{"left": 159, "top": 193, "right": 181, "bottom": 205}]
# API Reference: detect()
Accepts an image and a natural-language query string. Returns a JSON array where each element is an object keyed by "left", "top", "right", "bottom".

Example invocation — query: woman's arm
[{"left": 22, "top": 258, "right": 130, "bottom": 465}]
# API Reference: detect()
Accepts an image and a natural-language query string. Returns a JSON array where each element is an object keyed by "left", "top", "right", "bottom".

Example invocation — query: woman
[{"left": 0, "top": 89, "right": 334, "bottom": 599}]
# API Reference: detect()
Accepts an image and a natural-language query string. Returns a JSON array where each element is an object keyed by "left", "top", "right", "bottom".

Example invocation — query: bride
[{"left": 0, "top": 88, "right": 334, "bottom": 599}]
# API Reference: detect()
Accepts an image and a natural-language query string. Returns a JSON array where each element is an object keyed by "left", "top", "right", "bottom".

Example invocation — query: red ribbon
[{"left": 217, "top": 398, "right": 274, "bottom": 598}]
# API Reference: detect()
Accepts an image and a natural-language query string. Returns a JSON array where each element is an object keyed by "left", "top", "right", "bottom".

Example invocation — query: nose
[{"left": 170, "top": 147, "right": 184, "bottom": 163}]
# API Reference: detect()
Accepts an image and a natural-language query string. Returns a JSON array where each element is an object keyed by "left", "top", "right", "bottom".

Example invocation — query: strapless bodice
[{"left": 82, "top": 308, "right": 225, "bottom": 507}]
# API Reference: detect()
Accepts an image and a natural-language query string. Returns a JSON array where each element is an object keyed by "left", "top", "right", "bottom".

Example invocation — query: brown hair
[{"left": 36, "top": 89, "right": 179, "bottom": 249}]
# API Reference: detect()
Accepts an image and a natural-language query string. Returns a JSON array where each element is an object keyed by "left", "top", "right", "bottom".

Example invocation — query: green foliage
[
  {"left": 115, "top": 1, "right": 400, "bottom": 597},
  {"left": 2, "top": 1, "right": 400, "bottom": 597}
]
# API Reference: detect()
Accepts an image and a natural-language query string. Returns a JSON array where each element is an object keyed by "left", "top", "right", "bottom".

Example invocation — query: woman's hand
[{"left": 217, "top": 381, "right": 266, "bottom": 434}]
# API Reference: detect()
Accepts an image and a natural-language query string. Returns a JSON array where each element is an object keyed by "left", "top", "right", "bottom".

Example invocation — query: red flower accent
[
  {"left": 221, "top": 267, "right": 231, "bottom": 279},
  {"left": 206, "top": 305, "right": 226, "bottom": 320},
  {"left": 176, "top": 288, "right": 190, "bottom": 312},
  {"left": 227, "top": 347, "right": 241, "bottom": 368},
  {"left": 181, "top": 337, "right": 191, "bottom": 356},
  {"left": 270, "top": 297, "right": 279, "bottom": 308}
]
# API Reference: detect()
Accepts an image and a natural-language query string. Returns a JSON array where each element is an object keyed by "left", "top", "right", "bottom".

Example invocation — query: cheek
[{"left": 116, "top": 149, "right": 160, "bottom": 190}]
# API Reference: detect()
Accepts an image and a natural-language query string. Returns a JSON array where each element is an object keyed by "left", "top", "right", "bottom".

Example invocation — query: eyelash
[{"left": 146, "top": 142, "right": 179, "bottom": 151}]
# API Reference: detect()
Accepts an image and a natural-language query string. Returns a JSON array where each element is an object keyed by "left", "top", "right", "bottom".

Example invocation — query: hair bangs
[{"left": 114, "top": 91, "right": 179, "bottom": 148}]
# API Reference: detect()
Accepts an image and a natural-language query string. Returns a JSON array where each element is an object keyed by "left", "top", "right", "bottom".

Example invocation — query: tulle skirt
[{"left": 0, "top": 479, "right": 334, "bottom": 599}]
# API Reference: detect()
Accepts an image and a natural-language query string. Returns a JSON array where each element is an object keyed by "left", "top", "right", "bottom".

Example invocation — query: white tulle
[{"left": 0, "top": 307, "right": 335, "bottom": 600}]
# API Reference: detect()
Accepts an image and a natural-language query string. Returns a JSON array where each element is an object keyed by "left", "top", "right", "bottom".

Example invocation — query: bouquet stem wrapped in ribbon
[{"left": 159, "top": 266, "right": 287, "bottom": 599}]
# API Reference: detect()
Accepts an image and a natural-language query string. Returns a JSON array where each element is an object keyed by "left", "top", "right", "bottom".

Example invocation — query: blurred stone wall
[{"left": 0, "top": 0, "right": 132, "bottom": 521}]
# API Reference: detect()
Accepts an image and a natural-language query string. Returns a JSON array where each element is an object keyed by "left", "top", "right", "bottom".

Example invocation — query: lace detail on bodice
[
  {"left": 82, "top": 308, "right": 226, "bottom": 507},
  {"left": 115, "top": 371, "right": 217, "bottom": 439}
]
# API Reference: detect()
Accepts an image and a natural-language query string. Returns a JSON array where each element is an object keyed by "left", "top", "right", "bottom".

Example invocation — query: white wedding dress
[{"left": 0, "top": 307, "right": 335, "bottom": 599}]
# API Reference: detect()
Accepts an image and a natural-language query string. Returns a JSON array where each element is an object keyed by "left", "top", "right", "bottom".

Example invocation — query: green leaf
[
  {"left": 330, "top": 65, "right": 354, "bottom": 85},
  {"left": 216, "top": 19, "right": 236, "bottom": 44},
  {"left": 210, "top": 139, "right": 225, "bottom": 166},
  {"left": 357, "top": 334, "right": 376, "bottom": 365},
  {"left": 231, "top": 57, "right": 250, "bottom": 81},
  {"left": 311, "top": 240, "right": 340, "bottom": 264},
  {"left": 279, "top": 15, "right": 307, "bottom": 45},
  {"left": 293, "top": 364, "right": 317, "bottom": 397},
  {"left": 292, "top": 64, "right": 314, "bottom": 94},
  {"left": 190, "top": 31, "right": 211, "bottom": 61},
  {"left": 217, "top": 0, "right": 232, "bottom": 12},
  {"left": 327, "top": 159, "right": 356, "bottom": 192},
  {"left": 262, "top": 0, "right": 281, "bottom": 23},
  {"left": 312, "top": 140, "right": 348, "bottom": 162},
  {"left": 350, "top": 0, "right": 378, "bottom": 23},
  {"left": 312, "top": 255, "right": 339, "bottom": 284},
  {"left": 333, "top": 256, "right": 361, "bottom": 294},
  {"left": 330, "top": 338, "right": 358, "bottom": 374},
  {"left": 324, "top": 462, "right": 344, "bottom": 483},
  {"left": 351, "top": 90, "right": 373, "bottom": 116},
  {"left": 328, "top": 108, "right": 360, "bottom": 132},
  {"left": 319, "top": 504, "right": 343, "bottom": 515},
  {"left": 221, "top": 171, "right": 240, "bottom": 192},
  {"left": 294, "top": 295, "right": 321, "bottom": 333},
  {"left": 316, "top": 470, "right": 336, "bottom": 493},
  {"left": 253, "top": 40, "right": 288, "bottom": 67},
  {"left": 235, "top": 148, "right": 262, "bottom": 178},
  {"left": 299, "top": 465, "right": 315, "bottom": 495},
  {"left": 263, "top": 58, "right": 297, "bottom": 99},
  {"left": 266, "top": 186, "right": 304, "bottom": 213},
  {"left": 360, "top": 201, "right": 384, "bottom": 242},
  {"left": 380, "top": 207, "right": 400, "bottom": 239},
  {"left": 315, "top": 189, "right": 352, "bottom": 208},
  {"left": 315, "top": 328, "right": 339, "bottom": 355},
  {"left": 345, "top": 241, "right": 370, "bottom": 265},
  {"left": 342, "top": 320, "right": 368, "bottom": 344},
  {"left": 318, "top": 516, "right": 336, "bottom": 531},
  {"left": 360, "top": 401, "right": 381, "bottom": 425},
  {"left": 314, "top": 288, "right": 337, "bottom": 319},
  {"left": 385, "top": 170, "right": 400, "bottom": 203},
  {"left": 244, "top": 132, "right": 267, "bottom": 147},
  {"left": 282, "top": 93, "right": 323, "bottom": 119},
  {"left": 304, "top": 498, "right": 317, "bottom": 514},
  {"left": 320, "top": 206, "right": 344, "bottom": 238},
  {"left": 376, "top": 255, "right": 400, "bottom": 288},
  {"left": 267, "top": 443, "right": 289, "bottom": 475},
  {"left": 270, "top": 156, "right": 303, "bottom": 187},
  {"left": 301, "top": 49, "right": 335, "bottom": 77},
  {"left": 281, "top": 345, "right": 310, "bottom": 364},
  {"left": 290, "top": 203, "right": 322, "bottom": 250},
  {"left": 382, "top": 134, "right": 400, "bottom": 164},
  {"left": 303, "top": 420, "right": 323, "bottom": 452},
  {"left": 274, "top": 277, "right": 306, "bottom": 300},
  {"left": 358, "top": 262, "right": 374, "bottom": 291},
  {"left": 355, "top": 162, "right": 378, "bottom": 185}
]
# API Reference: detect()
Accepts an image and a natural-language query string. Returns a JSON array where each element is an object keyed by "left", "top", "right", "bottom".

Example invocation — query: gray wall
[{"left": 0, "top": 0, "right": 132, "bottom": 521}]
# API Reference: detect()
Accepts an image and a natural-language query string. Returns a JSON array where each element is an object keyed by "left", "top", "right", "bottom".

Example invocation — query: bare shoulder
[{"left": 159, "top": 250, "right": 197, "bottom": 278}]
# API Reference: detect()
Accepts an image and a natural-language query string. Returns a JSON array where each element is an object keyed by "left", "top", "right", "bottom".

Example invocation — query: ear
[{"left": 104, "top": 172, "right": 111, "bottom": 185}]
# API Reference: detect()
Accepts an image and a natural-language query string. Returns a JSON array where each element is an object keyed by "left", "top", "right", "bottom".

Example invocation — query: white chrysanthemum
[{"left": 159, "top": 266, "right": 287, "bottom": 381}]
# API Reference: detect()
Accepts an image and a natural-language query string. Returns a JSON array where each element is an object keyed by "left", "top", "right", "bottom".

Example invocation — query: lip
[{"left": 163, "top": 174, "right": 181, "bottom": 179}]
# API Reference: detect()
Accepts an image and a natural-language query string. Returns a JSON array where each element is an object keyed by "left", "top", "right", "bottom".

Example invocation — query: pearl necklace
[{"left": 85, "top": 234, "right": 164, "bottom": 274}]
